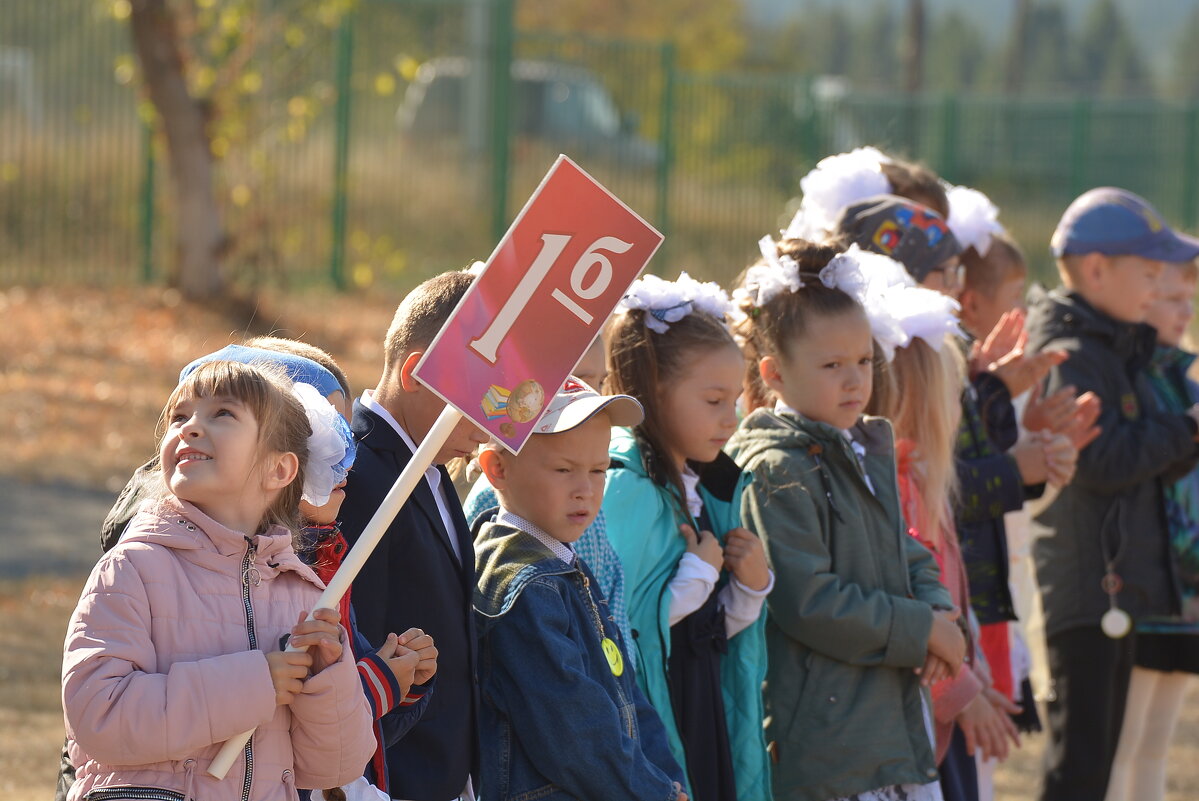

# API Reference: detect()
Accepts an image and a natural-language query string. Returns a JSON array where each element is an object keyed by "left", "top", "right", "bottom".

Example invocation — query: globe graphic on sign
[{"left": 506, "top": 379, "right": 545, "bottom": 423}]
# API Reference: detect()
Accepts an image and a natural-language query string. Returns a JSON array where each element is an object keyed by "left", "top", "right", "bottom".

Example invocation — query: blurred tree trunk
[{"left": 129, "top": 0, "right": 225, "bottom": 300}]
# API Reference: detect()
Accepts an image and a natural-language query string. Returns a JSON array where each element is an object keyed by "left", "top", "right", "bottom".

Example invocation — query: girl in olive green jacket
[{"left": 726, "top": 238, "right": 966, "bottom": 801}]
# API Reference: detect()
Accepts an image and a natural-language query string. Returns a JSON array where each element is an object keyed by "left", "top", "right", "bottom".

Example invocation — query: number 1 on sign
[{"left": 469, "top": 233, "right": 632, "bottom": 364}]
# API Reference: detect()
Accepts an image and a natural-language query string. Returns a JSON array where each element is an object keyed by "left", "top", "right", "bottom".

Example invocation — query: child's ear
[
  {"left": 759, "top": 355, "right": 784, "bottom": 394},
  {"left": 477, "top": 448, "right": 507, "bottom": 490},
  {"left": 1080, "top": 253, "right": 1108, "bottom": 288},
  {"left": 399, "top": 351, "right": 426, "bottom": 393},
  {"left": 957, "top": 288, "right": 981, "bottom": 328},
  {"left": 262, "top": 451, "right": 300, "bottom": 491}
]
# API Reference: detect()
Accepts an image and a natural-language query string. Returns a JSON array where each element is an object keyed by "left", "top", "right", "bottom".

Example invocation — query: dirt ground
[{"left": 1, "top": 285, "right": 1197, "bottom": 799}]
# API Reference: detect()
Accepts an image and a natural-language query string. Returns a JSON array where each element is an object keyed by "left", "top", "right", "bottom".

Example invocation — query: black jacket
[
  {"left": 340, "top": 400, "right": 479, "bottom": 800},
  {"left": 954, "top": 371, "right": 1024, "bottom": 626},
  {"left": 1026, "top": 286, "right": 1197, "bottom": 637}
]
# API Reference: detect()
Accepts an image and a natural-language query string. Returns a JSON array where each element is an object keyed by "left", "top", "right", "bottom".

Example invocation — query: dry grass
[
  {"left": 1, "top": 286, "right": 1197, "bottom": 799},
  {"left": 0, "top": 284, "right": 404, "bottom": 491}
]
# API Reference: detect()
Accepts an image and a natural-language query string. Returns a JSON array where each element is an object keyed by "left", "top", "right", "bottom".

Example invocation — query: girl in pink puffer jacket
[{"left": 62, "top": 361, "right": 375, "bottom": 801}]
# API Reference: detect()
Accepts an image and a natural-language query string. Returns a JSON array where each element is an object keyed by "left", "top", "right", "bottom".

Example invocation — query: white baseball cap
[{"left": 533, "top": 376, "right": 643, "bottom": 434}]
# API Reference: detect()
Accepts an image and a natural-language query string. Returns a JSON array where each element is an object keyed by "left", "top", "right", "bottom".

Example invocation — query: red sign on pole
[{"left": 413, "top": 155, "right": 663, "bottom": 453}]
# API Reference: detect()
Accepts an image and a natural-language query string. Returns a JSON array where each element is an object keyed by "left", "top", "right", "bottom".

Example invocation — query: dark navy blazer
[{"left": 340, "top": 400, "right": 478, "bottom": 800}]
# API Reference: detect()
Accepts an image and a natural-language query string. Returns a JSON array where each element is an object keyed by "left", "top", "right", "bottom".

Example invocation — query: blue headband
[{"left": 178, "top": 344, "right": 344, "bottom": 400}]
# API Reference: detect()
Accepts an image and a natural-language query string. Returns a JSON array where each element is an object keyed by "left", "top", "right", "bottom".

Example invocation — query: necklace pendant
[{"left": 1102, "top": 607, "right": 1132, "bottom": 639}]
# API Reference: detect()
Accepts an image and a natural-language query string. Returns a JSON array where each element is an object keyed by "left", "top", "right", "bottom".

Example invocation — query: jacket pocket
[
  {"left": 793, "top": 651, "right": 862, "bottom": 733},
  {"left": 511, "top": 784, "right": 564, "bottom": 801},
  {"left": 84, "top": 788, "right": 187, "bottom": 801}
]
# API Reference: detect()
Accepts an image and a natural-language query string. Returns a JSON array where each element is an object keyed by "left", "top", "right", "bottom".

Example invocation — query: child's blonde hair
[
  {"left": 882, "top": 339, "right": 963, "bottom": 545},
  {"left": 157, "top": 361, "right": 311, "bottom": 534}
]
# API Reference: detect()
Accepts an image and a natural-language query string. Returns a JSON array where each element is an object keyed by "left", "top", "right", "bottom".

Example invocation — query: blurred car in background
[{"left": 397, "top": 57, "right": 660, "bottom": 167}]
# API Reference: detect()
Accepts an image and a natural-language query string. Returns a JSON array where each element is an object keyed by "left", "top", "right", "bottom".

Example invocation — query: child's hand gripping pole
[{"left": 207, "top": 405, "right": 466, "bottom": 779}]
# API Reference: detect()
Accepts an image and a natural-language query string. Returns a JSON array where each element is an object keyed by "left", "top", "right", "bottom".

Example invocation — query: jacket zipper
[
  {"left": 577, "top": 570, "right": 636, "bottom": 737},
  {"left": 239, "top": 537, "right": 260, "bottom": 801},
  {"left": 85, "top": 788, "right": 186, "bottom": 801}
]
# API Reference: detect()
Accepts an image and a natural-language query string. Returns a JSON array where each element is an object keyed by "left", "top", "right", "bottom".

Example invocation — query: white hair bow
[
  {"left": 820, "top": 245, "right": 963, "bottom": 361},
  {"left": 617, "top": 271, "right": 733, "bottom": 334},
  {"left": 784, "top": 147, "right": 893, "bottom": 241}
]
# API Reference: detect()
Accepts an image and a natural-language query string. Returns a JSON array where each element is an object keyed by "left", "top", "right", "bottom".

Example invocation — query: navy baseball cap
[{"left": 1051, "top": 187, "right": 1199, "bottom": 261}]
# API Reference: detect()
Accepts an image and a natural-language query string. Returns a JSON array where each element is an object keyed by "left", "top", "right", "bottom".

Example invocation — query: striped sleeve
[
  {"left": 356, "top": 652, "right": 401, "bottom": 719},
  {"left": 400, "top": 680, "right": 431, "bottom": 706}
]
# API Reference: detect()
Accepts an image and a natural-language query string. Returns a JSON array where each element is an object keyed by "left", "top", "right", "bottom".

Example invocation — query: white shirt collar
[
  {"left": 496, "top": 509, "right": 575, "bottom": 565},
  {"left": 681, "top": 466, "right": 704, "bottom": 520},
  {"left": 774, "top": 399, "right": 802, "bottom": 418},
  {"left": 361, "top": 389, "right": 442, "bottom": 493}
]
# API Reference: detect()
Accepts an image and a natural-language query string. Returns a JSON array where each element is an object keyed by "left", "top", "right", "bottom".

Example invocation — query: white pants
[{"left": 1104, "top": 666, "right": 1193, "bottom": 801}]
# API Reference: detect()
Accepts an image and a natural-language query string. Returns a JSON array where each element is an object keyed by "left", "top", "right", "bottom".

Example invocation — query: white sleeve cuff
[
  {"left": 720, "top": 569, "right": 775, "bottom": 638},
  {"left": 668, "top": 552, "right": 720, "bottom": 626}
]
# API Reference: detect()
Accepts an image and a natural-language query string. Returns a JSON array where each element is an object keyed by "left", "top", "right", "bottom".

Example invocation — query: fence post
[
  {"left": 654, "top": 41, "right": 676, "bottom": 253},
  {"left": 1069, "top": 98, "right": 1092, "bottom": 198},
  {"left": 1183, "top": 106, "right": 1198, "bottom": 229},
  {"left": 140, "top": 123, "right": 155, "bottom": 284},
  {"left": 329, "top": 16, "right": 353, "bottom": 290},
  {"left": 940, "top": 92, "right": 958, "bottom": 181},
  {"left": 488, "top": 0, "right": 514, "bottom": 243}
]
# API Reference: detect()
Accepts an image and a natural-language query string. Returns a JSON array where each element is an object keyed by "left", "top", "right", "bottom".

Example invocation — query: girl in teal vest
[{"left": 601, "top": 272, "right": 773, "bottom": 801}]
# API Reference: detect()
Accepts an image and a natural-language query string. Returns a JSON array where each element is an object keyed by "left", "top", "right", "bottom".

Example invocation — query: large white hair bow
[
  {"left": 819, "top": 244, "right": 962, "bottom": 361},
  {"left": 292, "top": 382, "right": 356, "bottom": 506},
  {"left": 784, "top": 147, "right": 893, "bottom": 241},
  {"left": 617, "top": 271, "right": 733, "bottom": 334},
  {"left": 945, "top": 184, "right": 1004, "bottom": 257},
  {"left": 730, "top": 236, "right": 805, "bottom": 321}
]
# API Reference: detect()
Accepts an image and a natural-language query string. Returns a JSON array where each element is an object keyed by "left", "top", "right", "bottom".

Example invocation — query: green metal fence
[{"left": 7, "top": 0, "right": 1199, "bottom": 290}]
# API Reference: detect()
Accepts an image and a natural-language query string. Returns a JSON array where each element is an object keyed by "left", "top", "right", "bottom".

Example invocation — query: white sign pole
[{"left": 207, "top": 405, "right": 465, "bottom": 779}]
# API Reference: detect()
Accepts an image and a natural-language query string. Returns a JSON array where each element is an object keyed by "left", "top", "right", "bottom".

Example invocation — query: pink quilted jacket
[{"left": 62, "top": 498, "right": 375, "bottom": 801}]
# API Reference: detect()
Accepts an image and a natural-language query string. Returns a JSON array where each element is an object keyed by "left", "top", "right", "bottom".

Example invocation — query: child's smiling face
[
  {"left": 160, "top": 391, "right": 277, "bottom": 533},
  {"left": 762, "top": 308, "right": 875, "bottom": 431}
]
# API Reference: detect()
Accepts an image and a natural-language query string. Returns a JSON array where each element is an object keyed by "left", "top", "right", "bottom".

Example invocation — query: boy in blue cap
[{"left": 1025, "top": 188, "right": 1199, "bottom": 801}]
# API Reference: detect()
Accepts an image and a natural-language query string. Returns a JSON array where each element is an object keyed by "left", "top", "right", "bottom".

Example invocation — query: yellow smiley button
[{"left": 601, "top": 637, "right": 624, "bottom": 677}]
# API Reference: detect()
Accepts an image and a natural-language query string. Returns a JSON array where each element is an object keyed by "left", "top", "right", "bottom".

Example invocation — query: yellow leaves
[
  {"left": 285, "top": 26, "right": 307, "bottom": 49},
  {"left": 230, "top": 184, "right": 252, "bottom": 207},
  {"left": 288, "top": 96, "right": 312, "bottom": 118},
  {"left": 136, "top": 99, "right": 158, "bottom": 126},
  {"left": 191, "top": 65, "right": 217, "bottom": 94},
  {"left": 286, "top": 95, "right": 316, "bottom": 141},
  {"left": 384, "top": 250, "right": 407, "bottom": 277},
  {"left": 109, "top": 0, "right": 131, "bottom": 21},
  {"left": 219, "top": 7, "right": 241, "bottom": 35},
  {"left": 1, "top": 163, "right": 18, "bottom": 184},
  {"left": 397, "top": 56, "right": 420, "bottom": 82},
  {"left": 210, "top": 136, "right": 230, "bottom": 158},
  {"left": 113, "top": 55, "right": 135, "bottom": 86},
  {"left": 348, "top": 231, "right": 407, "bottom": 285},
  {"left": 352, "top": 263, "right": 374, "bottom": 288},
  {"left": 374, "top": 72, "right": 396, "bottom": 96},
  {"left": 240, "top": 72, "right": 262, "bottom": 94}
]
